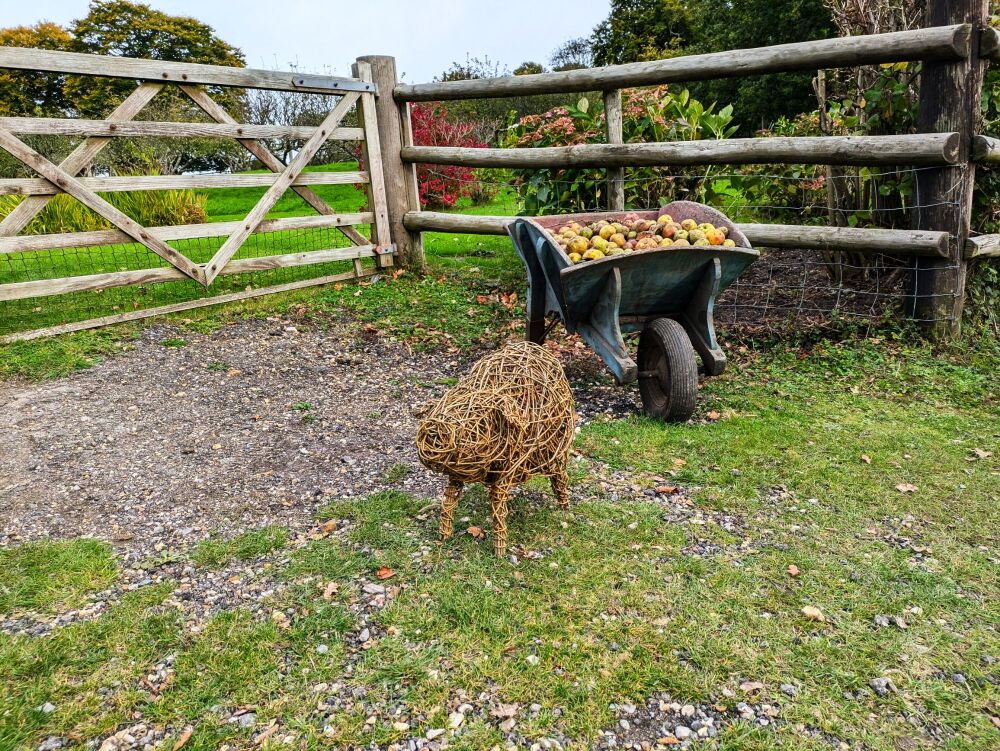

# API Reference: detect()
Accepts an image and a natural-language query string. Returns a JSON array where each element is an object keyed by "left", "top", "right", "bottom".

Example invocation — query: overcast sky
[{"left": 8, "top": 1, "right": 610, "bottom": 83}]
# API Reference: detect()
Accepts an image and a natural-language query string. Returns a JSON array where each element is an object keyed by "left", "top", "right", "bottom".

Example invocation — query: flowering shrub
[{"left": 502, "top": 87, "right": 737, "bottom": 214}]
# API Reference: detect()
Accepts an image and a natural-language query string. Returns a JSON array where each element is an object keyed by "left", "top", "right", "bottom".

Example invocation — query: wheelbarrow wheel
[{"left": 637, "top": 318, "right": 698, "bottom": 422}]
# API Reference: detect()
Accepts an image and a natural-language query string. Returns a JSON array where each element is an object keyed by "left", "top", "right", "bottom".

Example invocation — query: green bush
[
  {"left": 0, "top": 188, "right": 207, "bottom": 234},
  {"left": 502, "top": 87, "right": 737, "bottom": 215}
]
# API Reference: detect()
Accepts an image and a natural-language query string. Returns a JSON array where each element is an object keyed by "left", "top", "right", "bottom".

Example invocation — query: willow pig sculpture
[{"left": 415, "top": 341, "right": 576, "bottom": 556}]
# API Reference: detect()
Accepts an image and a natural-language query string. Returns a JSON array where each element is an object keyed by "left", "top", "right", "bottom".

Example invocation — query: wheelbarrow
[{"left": 508, "top": 201, "right": 759, "bottom": 422}]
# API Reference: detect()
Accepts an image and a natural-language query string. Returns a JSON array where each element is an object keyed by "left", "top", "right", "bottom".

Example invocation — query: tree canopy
[{"left": 588, "top": 0, "right": 835, "bottom": 132}]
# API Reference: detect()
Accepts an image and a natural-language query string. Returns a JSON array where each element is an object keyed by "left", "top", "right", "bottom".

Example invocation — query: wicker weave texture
[{"left": 416, "top": 341, "right": 576, "bottom": 556}]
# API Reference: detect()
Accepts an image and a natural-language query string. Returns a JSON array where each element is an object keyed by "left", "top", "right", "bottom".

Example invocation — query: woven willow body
[{"left": 416, "top": 341, "right": 576, "bottom": 556}]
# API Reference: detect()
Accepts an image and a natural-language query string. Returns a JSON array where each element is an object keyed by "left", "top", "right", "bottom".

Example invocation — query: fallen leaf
[
  {"left": 896, "top": 483, "right": 918, "bottom": 493},
  {"left": 861, "top": 454, "right": 871, "bottom": 464},
  {"left": 309, "top": 520, "right": 338, "bottom": 540},
  {"left": 271, "top": 610, "right": 291, "bottom": 630},
  {"left": 467, "top": 526, "right": 485, "bottom": 539},
  {"left": 740, "top": 681, "right": 765, "bottom": 693},
  {"left": 673, "top": 458, "right": 687, "bottom": 468},
  {"left": 490, "top": 702, "right": 519, "bottom": 719},
  {"left": 706, "top": 410, "right": 721, "bottom": 421},
  {"left": 322, "top": 582, "right": 339, "bottom": 601},
  {"left": 655, "top": 485, "right": 677, "bottom": 494},
  {"left": 657, "top": 737, "right": 680, "bottom": 745},
  {"left": 801, "top": 605, "right": 825, "bottom": 622},
  {"left": 376, "top": 566, "right": 395, "bottom": 580},
  {"left": 787, "top": 564, "right": 800, "bottom": 577},
  {"left": 972, "top": 448, "right": 993, "bottom": 459},
  {"left": 173, "top": 727, "right": 194, "bottom": 751}
]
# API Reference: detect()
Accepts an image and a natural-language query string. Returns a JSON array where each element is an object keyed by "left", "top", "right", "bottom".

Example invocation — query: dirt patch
[
  {"left": 0, "top": 317, "right": 640, "bottom": 564},
  {"left": 0, "top": 319, "right": 465, "bottom": 561}
]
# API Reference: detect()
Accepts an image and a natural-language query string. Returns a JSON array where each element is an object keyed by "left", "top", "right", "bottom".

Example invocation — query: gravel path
[
  {"left": 0, "top": 318, "right": 464, "bottom": 559},
  {"left": 0, "top": 317, "right": 638, "bottom": 562}
]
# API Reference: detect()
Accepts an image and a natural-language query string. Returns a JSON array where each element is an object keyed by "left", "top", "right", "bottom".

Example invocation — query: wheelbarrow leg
[
  {"left": 518, "top": 225, "right": 547, "bottom": 344},
  {"left": 680, "top": 257, "right": 727, "bottom": 376},
  {"left": 576, "top": 267, "right": 639, "bottom": 384}
]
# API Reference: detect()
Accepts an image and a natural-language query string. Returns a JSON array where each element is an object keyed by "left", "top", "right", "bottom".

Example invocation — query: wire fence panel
[{"left": 418, "top": 164, "right": 962, "bottom": 334}]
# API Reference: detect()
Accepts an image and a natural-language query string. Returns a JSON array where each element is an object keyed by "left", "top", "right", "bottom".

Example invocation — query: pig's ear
[{"left": 492, "top": 396, "right": 528, "bottom": 445}]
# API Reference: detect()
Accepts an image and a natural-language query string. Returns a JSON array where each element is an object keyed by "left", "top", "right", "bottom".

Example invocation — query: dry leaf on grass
[
  {"left": 376, "top": 566, "right": 395, "bottom": 580},
  {"left": 971, "top": 448, "right": 993, "bottom": 459},
  {"left": 787, "top": 564, "right": 800, "bottom": 577},
  {"left": 655, "top": 485, "right": 678, "bottom": 494},
  {"left": 740, "top": 681, "right": 764, "bottom": 693},
  {"left": 861, "top": 454, "right": 871, "bottom": 464},
  {"left": 801, "top": 605, "right": 826, "bottom": 622},
  {"left": 896, "top": 483, "right": 918, "bottom": 493},
  {"left": 467, "top": 526, "right": 486, "bottom": 539},
  {"left": 322, "top": 582, "right": 339, "bottom": 601},
  {"left": 707, "top": 410, "right": 721, "bottom": 421},
  {"left": 172, "top": 727, "right": 194, "bottom": 751}
]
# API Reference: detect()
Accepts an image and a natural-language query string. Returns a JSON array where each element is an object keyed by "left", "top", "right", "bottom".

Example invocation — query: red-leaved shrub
[
  {"left": 356, "top": 104, "right": 487, "bottom": 209},
  {"left": 410, "top": 104, "right": 487, "bottom": 208}
]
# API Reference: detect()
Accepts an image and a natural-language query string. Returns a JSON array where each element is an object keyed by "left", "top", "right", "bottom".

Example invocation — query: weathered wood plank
[
  {"left": 180, "top": 85, "right": 369, "bottom": 248},
  {"left": 402, "top": 210, "right": 950, "bottom": 256},
  {"left": 0, "top": 83, "right": 163, "bottom": 237},
  {"left": 401, "top": 134, "right": 961, "bottom": 168},
  {"left": 0, "top": 127, "right": 204, "bottom": 282},
  {"left": 202, "top": 92, "right": 361, "bottom": 284},
  {"left": 0, "top": 170, "right": 369, "bottom": 197},
  {"left": 0, "top": 213, "right": 373, "bottom": 253},
  {"left": 0, "top": 46, "right": 373, "bottom": 95},
  {"left": 603, "top": 89, "right": 625, "bottom": 212},
  {"left": 352, "top": 62, "right": 394, "bottom": 268},
  {"left": 0, "top": 117, "right": 363, "bottom": 141},
  {"left": 355, "top": 56, "right": 424, "bottom": 270},
  {"left": 396, "top": 24, "right": 971, "bottom": 101},
  {"left": 965, "top": 234, "right": 1000, "bottom": 257},
  {"left": 0, "top": 244, "right": 384, "bottom": 301},
  {"left": 0, "top": 270, "right": 369, "bottom": 344},
  {"left": 913, "top": 0, "right": 988, "bottom": 336},
  {"left": 980, "top": 26, "right": 1000, "bottom": 58},
  {"left": 972, "top": 134, "right": 1000, "bottom": 162}
]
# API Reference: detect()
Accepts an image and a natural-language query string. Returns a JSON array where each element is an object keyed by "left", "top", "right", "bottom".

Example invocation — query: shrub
[
  {"left": 502, "top": 87, "right": 737, "bottom": 214},
  {"left": 0, "top": 189, "right": 207, "bottom": 235}
]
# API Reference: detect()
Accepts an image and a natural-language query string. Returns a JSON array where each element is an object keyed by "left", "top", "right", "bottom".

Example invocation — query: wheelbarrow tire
[{"left": 637, "top": 318, "right": 698, "bottom": 423}]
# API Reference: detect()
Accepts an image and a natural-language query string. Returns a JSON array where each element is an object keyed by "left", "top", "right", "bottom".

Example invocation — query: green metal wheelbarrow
[{"left": 508, "top": 201, "right": 759, "bottom": 422}]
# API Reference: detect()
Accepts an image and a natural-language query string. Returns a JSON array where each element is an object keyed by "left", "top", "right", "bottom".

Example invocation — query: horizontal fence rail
[
  {"left": 965, "top": 235, "right": 1000, "bottom": 258},
  {"left": 0, "top": 213, "right": 373, "bottom": 254},
  {"left": 0, "top": 170, "right": 369, "bottom": 197},
  {"left": 395, "top": 25, "right": 971, "bottom": 101},
  {"left": 0, "top": 244, "right": 386, "bottom": 302},
  {"left": 0, "top": 46, "right": 374, "bottom": 94},
  {"left": 402, "top": 211, "right": 951, "bottom": 258},
  {"left": 0, "top": 117, "right": 364, "bottom": 141},
  {"left": 972, "top": 134, "right": 1000, "bottom": 162},
  {"left": 401, "top": 134, "right": 961, "bottom": 168}
]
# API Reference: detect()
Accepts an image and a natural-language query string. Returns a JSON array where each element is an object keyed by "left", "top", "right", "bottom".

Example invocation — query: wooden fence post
[
  {"left": 353, "top": 55, "right": 425, "bottom": 271},
  {"left": 913, "top": 0, "right": 987, "bottom": 337},
  {"left": 603, "top": 89, "right": 625, "bottom": 211}
]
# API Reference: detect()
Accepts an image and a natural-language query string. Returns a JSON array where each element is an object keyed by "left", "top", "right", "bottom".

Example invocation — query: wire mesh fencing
[
  {"left": 0, "top": 221, "right": 371, "bottom": 339},
  {"left": 420, "top": 164, "right": 963, "bottom": 336}
]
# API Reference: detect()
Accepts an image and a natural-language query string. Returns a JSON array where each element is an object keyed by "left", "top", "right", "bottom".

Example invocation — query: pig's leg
[
  {"left": 550, "top": 465, "right": 570, "bottom": 510},
  {"left": 489, "top": 479, "right": 514, "bottom": 557},
  {"left": 439, "top": 479, "right": 463, "bottom": 540}
]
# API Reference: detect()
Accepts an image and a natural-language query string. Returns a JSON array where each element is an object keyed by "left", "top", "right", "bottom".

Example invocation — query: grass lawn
[
  {"left": 0, "top": 336, "right": 997, "bottom": 750},
  {"left": 1, "top": 162, "right": 998, "bottom": 750}
]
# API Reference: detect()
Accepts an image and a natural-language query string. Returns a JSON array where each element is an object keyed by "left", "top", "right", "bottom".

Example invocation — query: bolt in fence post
[
  {"left": 353, "top": 55, "right": 425, "bottom": 272},
  {"left": 913, "top": 0, "right": 986, "bottom": 337},
  {"left": 604, "top": 89, "right": 625, "bottom": 211}
]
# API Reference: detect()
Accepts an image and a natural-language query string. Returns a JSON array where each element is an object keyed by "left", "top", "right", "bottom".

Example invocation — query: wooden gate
[{"left": 0, "top": 48, "right": 394, "bottom": 341}]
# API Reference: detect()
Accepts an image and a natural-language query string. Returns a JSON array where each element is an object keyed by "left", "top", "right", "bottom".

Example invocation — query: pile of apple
[{"left": 550, "top": 212, "right": 737, "bottom": 264}]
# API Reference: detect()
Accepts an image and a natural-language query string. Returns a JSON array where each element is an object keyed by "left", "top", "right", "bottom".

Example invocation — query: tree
[
  {"left": 590, "top": 0, "right": 692, "bottom": 66},
  {"left": 64, "top": 0, "right": 245, "bottom": 117},
  {"left": 437, "top": 55, "right": 508, "bottom": 82},
  {"left": 63, "top": 1, "right": 248, "bottom": 173},
  {"left": 549, "top": 37, "right": 593, "bottom": 71},
  {"left": 0, "top": 22, "right": 73, "bottom": 117},
  {"left": 514, "top": 61, "right": 546, "bottom": 76},
  {"left": 588, "top": 0, "right": 834, "bottom": 132},
  {"left": 687, "top": 0, "right": 834, "bottom": 131}
]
